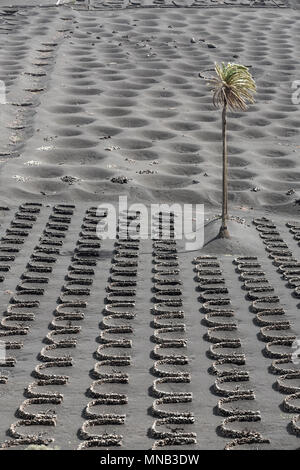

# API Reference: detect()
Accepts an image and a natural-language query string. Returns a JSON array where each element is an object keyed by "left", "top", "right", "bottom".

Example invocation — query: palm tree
[{"left": 208, "top": 63, "right": 256, "bottom": 238}]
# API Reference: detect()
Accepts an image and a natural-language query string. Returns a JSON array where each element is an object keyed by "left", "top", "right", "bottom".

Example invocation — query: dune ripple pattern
[
  {"left": 0, "top": 205, "right": 299, "bottom": 448},
  {"left": 0, "top": 7, "right": 73, "bottom": 159},
  {"left": 0, "top": 206, "right": 108, "bottom": 448},
  {"left": 150, "top": 212, "right": 196, "bottom": 448},
  {"left": 0, "top": 204, "right": 73, "bottom": 378},
  {"left": 84, "top": 0, "right": 288, "bottom": 10},
  {"left": 234, "top": 254, "right": 300, "bottom": 438},
  {"left": 78, "top": 210, "right": 140, "bottom": 449},
  {"left": 0, "top": 6, "right": 299, "bottom": 207},
  {"left": 0, "top": 203, "right": 41, "bottom": 286},
  {"left": 194, "top": 255, "right": 270, "bottom": 450},
  {"left": 253, "top": 218, "right": 300, "bottom": 301}
]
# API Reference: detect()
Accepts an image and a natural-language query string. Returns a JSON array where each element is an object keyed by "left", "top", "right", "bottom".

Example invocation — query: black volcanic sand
[
  {"left": 0, "top": 0, "right": 299, "bottom": 451},
  {"left": 0, "top": 3, "right": 299, "bottom": 211},
  {"left": 0, "top": 205, "right": 299, "bottom": 450}
]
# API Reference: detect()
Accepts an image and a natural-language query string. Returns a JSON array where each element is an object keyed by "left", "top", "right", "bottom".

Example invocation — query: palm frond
[{"left": 207, "top": 62, "right": 256, "bottom": 111}]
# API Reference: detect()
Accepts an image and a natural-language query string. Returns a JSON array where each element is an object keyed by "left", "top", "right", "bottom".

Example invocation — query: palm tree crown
[{"left": 209, "top": 62, "right": 256, "bottom": 111}]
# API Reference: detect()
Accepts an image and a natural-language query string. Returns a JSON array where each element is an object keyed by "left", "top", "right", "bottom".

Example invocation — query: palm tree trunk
[{"left": 218, "top": 102, "right": 230, "bottom": 238}]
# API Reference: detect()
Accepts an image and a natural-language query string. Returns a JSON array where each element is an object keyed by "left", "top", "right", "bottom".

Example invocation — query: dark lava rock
[
  {"left": 61, "top": 176, "right": 79, "bottom": 185},
  {"left": 111, "top": 176, "right": 129, "bottom": 184}
]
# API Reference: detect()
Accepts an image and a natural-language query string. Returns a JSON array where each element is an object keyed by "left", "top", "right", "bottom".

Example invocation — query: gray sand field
[{"left": 0, "top": 0, "right": 299, "bottom": 450}]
